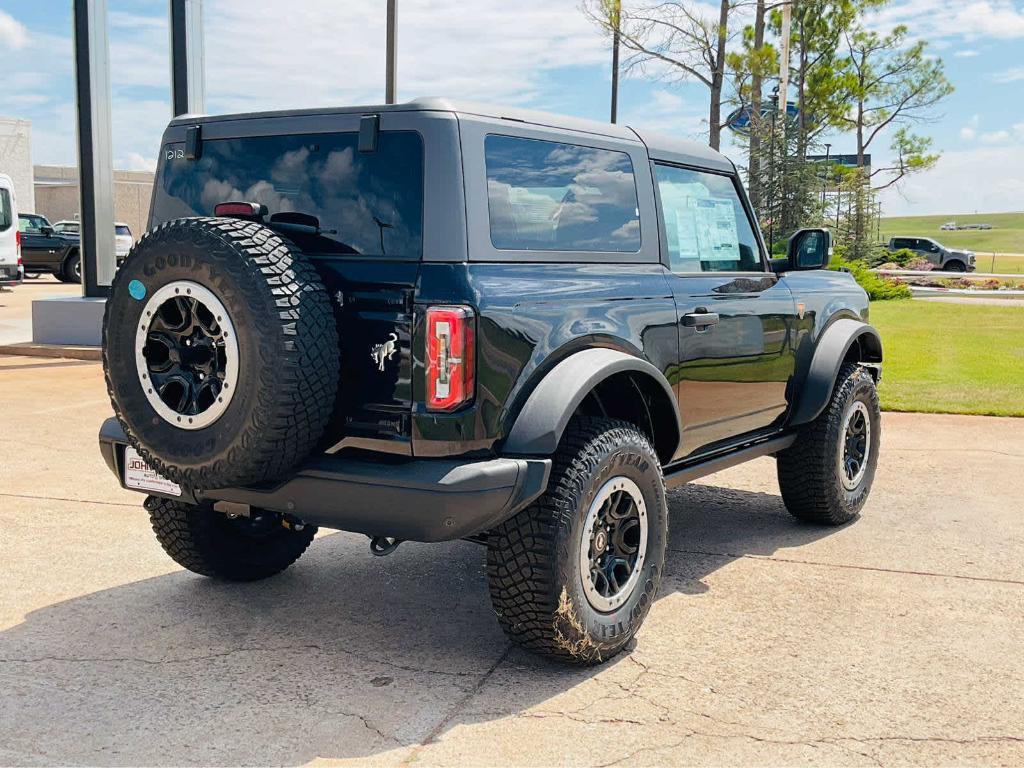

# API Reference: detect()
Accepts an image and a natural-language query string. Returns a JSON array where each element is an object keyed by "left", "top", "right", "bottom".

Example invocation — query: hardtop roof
[{"left": 169, "top": 97, "right": 735, "bottom": 173}]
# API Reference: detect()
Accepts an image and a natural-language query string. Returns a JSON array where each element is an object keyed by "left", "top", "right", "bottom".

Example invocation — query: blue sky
[{"left": 2, "top": 0, "right": 1024, "bottom": 216}]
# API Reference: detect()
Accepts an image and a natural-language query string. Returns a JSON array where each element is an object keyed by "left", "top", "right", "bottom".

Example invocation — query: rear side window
[
  {"left": 484, "top": 135, "right": 641, "bottom": 252},
  {"left": 0, "top": 189, "right": 11, "bottom": 232},
  {"left": 153, "top": 131, "right": 424, "bottom": 259},
  {"left": 654, "top": 164, "right": 761, "bottom": 273},
  {"left": 115, "top": 225, "right": 132, "bottom": 236},
  {"left": 891, "top": 238, "right": 911, "bottom": 249}
]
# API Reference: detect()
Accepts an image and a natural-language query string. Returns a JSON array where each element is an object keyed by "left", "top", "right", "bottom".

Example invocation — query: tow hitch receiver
[{"left": 369, "top": 535, "right": 403, "bottom": 556}]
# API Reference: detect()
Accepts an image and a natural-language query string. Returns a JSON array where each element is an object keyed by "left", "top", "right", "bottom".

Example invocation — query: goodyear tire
[
  {"left": 146, "top": 496, "right": 316, "bottom": 581},
  {"left": 776, "top": 363, "right": 880, "bottom": 525},
  {"left": 487, "top": 417, "right": 668, "bottom": 664},
  {"left": 103, "top": 217, "right": 339, "bottom": 490}
]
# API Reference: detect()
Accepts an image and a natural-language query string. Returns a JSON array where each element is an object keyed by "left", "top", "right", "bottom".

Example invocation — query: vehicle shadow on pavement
[{"left": 0, "top": 483, "right": 839, "bottom": 766}]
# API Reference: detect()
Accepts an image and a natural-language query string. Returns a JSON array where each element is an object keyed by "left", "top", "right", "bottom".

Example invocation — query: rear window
[
  {"left": 0, "top": 189, "right": 11, "bottom": 232},
  {"left": 115, "top": 225, "right": 131, "bottom": 236},
  {"left": 484, "top": 135, "right": 641, "bottom": 252},
  {"left": 152, "top": 131, "right": 423, "bottom": 259}
]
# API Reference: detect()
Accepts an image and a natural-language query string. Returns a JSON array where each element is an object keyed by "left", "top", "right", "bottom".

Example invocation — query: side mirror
[
  {"left": 41, "top": 226, "right": 54, "bottom": 236},
  {"left": 786, "top": 228, "right": 833, "bottom": 270}
]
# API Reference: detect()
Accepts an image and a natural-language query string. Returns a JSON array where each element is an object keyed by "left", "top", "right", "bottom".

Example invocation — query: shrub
[
  {"left": 905, "top": 258, "right": 934, "bottom": 271},
  {"left": 829, "top": 255, "right": 912, "bottom": 301},
  {"left": 868, "top": 247, "right": 916, "bottom": 268}
]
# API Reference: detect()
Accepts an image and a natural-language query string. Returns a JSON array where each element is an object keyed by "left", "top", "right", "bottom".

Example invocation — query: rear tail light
[
  {"left": 15, "top": 230, "right": 20, "bottom": 258},
  {"left": 425, "top": 305, "right": 475, "bottom": 411}
]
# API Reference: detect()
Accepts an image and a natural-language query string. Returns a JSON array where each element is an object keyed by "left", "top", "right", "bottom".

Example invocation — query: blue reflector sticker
[{"left": 128, "top": 280, "right": 146, "bottom": 300}]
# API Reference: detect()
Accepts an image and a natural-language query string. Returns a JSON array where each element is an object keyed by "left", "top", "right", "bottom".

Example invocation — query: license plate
[{"left": 123, "top": 446, "right": 182, "bottom": 496}]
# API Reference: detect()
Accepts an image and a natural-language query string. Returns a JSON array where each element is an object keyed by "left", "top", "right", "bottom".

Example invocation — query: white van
[{"left": 0, "top": 173, "right": 23, "bottom": 285}]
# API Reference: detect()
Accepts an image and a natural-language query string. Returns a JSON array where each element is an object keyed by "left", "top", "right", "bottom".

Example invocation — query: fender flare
[
  {"left": 789, "top": 318, "right": 883, "bottom": 426},
  {"left": 503, "top": 348, "right": 682, "bottom": 457}
]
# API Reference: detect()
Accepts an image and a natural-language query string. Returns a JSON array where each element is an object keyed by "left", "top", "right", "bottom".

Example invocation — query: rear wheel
[
  {"left": 777, "top": 363, "right": 880, "bottom": 525},
  {"left": 487, "top": 417, "right": 667, "bottom": 664},
  {"left": 147, "top": 496, "right": 316, "bottom": 581}
]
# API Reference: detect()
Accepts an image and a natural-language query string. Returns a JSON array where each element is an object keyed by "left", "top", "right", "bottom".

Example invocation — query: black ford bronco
[{"left": 99, "top": 99, "right": 882, "bottom": 664}]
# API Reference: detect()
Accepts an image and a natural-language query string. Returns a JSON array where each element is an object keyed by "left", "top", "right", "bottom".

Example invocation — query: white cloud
[
  {"left": 873, "top": 0, "right": 1024, "bottom": 41},
  {"left": 202, "top": 0, "right": 609, "bottom": 114},
  {"left": 0, "top": 10, "right": 28, "bottom": 50},
  {"left": 881, "top": 144, "right": 1024, "bottom": 216},
  {"left": 960, "top": 114, "right": 980, "bottom": 141},
  {"left": 992, "top": 66, "right": 1024, "bottom": 83},
  {"left": 980, "top": 130, "right": 1011, "bottom": 144},
  {"left": 955, "top": 49, "right": 980, "bottom": 58}
]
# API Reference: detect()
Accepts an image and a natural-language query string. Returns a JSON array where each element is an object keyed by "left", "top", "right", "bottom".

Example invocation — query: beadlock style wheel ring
[
  {"left": 578, "top": 475, "right": 649, "bottom": 613},
  {"left": 839, "top": 400, "right": 871, "bottom": 491},
  {"left": 135, "top": 280, "right": 239, "bottom": 430}
]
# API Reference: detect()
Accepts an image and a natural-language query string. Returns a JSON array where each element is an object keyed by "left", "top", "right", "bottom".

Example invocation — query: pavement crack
[
  {"left": 0, "top": 492, "right": 139, "bottom": 509},
  {"left": 0, "top": 645, "right": 480, "bottom": 677},
  {"left": 669, "top": 547, "right": 1024, "bottom": 587},
  {"left": 405, "top": 644, "right": 512, "bottom": 761}
]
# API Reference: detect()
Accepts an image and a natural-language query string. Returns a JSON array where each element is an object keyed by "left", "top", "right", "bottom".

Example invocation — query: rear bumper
[
  {"left": 98, "top": 417, "right": 550, "bottom": 542},
  {"left": 0, "top": 263, "right": 22, "bottom": 285}
]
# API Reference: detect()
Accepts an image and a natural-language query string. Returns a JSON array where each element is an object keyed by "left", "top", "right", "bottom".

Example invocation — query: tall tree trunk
[
  {"left": 708, "top": 0, "right": 730, "bottom": 150},
  {"left": 748, "top": 0, "right": 766, "bottom": 214}
]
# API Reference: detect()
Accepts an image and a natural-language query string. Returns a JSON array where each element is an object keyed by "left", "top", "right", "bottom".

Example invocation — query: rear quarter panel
[{"left": 411, "top": 262, "right": 678, "bottom": 457}]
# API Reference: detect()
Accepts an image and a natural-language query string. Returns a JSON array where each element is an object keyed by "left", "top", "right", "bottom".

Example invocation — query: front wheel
[
  {"left": 487, "top": 417, "right": 668, "bottom": 664},
  {"left": 777, "top": 363, "right": 881, "bottom": 525},
  {"left": 147, "top": 496, "right": 316, "bottom": 581},
  {"left": 943, "top": 261, "right": 966, "bottom": 273}
]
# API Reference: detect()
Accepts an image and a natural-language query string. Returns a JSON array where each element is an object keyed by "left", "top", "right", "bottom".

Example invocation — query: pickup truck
[
  {"left": 887, "top": 236, "right": 976, "bottom": 272},
  {"left": 18, "top": 213, "right": 82, "bottom": 282}
]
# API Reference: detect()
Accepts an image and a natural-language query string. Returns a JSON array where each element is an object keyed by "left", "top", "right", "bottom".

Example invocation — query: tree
[
  {"left": 839, "top": 23, "right": 953, "bottom": 254},
  {"left": 583, "top": 0, "right": 736, "bottom": 149}
]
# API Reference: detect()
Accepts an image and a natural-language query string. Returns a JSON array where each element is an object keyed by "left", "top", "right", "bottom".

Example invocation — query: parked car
[
  {"left": 99, "top": 99, "right": 883, "bottom": 664},
  {"left": 940, "top": 221, "right": 957, "bottom": 231},
  {"left": 114, "top": 222, "right": 134, "bottom": 261},
  {"left": 0, "top": 174, "right": 23, "bottom": 286},
  {"left": 18, "top": 213, "right": 82, "bottom": 282},
  {"left": 887, "top": 236, "right": 975, "bottom": 272},
  {"left": 53, "top": 220, "right": 79, "bottom": 236}
]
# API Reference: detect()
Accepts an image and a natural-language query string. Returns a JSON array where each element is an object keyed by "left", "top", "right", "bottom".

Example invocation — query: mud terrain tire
[
  {"left": 487, "top": 417, "right": 668, "bottom": 664},
  {"left": 103, "top": 217, "right": 339, "bottom": 490},
  {"left": 147, "top": 496, "right": 316, "bottom": 581},
  {"left": 777, "top": 363, "right": 881, "bottom": 525}
]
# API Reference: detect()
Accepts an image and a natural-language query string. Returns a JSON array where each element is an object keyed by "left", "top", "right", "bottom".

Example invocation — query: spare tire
[{"left": 103, "top": 217, "right": 339, "bottom": 490}]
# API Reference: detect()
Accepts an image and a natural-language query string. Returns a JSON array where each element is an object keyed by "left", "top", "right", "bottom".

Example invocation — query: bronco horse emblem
[{"left": 370, "top": 333, "right": 399, "bottom": 371}]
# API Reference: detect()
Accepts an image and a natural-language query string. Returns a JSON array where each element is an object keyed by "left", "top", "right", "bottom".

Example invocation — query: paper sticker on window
[{"left": 695, "top": 198, "right": 740, "bottom": 262}]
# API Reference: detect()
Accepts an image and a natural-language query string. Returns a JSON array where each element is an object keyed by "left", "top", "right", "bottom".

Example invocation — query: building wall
[
  {"left": 34, "top": 165, "right": 154, "bottom": 241},
  {"left": 0, "top": 117, "right": 35, "bottom": 214}
]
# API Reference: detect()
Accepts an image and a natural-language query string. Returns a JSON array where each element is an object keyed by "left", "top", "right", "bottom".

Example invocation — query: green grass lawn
[
  {"left": 869, "top": 300, "right": 1024, "bottom": 417},
  {"left": 880, "top": 211, "right": 1024, "bottom": 264}
]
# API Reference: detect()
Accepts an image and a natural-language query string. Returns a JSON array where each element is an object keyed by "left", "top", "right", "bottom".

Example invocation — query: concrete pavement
[{"left": 1, "top": 354, "right": 1022, "bottom": 766}]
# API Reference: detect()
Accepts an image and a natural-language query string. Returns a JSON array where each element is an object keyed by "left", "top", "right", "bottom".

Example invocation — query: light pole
[
  {"left": 385, "top": 0, "right": 397, "bottom": 104},
  {"left": 610, "top": 0, "right": 621, "bottom": 123},
  {"left": 821, "top": 142, "right": 831, "bottom": 210}
]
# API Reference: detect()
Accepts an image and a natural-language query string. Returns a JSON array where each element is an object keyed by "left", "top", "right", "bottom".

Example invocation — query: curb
[{"left": 0, "top": 342, "right": 102, "bottom": 361}]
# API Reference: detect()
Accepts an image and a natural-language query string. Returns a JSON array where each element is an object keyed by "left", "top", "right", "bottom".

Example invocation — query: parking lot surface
[
  {"left": 0, "top": 278, "right": 80, "bottom": 346},
  {"left": 1, "top": 354, "right": 1022, "bottom": 766}
]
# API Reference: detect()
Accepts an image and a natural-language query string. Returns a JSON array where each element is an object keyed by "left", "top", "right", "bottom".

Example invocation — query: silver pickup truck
[{"left": 887, "top": 236, "right": 976, "bottom": 272}]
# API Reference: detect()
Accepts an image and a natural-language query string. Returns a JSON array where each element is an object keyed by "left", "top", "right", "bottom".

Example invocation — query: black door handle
[{"left": 682, "top": 312, "right": 720, "bottom": 329}]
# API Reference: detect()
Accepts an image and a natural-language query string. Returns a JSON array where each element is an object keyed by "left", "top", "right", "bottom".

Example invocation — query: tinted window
[
  {"left": 0, "top": 189, "right": 11, "bottom": 232},
  {"left": 654, "top": 165, "right": 761, "bottom": 273},
  {"left": 115, "top": 225, "right": 131, "bottom": 236},
  {"left": 891, "top": 238, "right": 911, "bottom": 249},
  {"left": 153, "top": 131, "right": 423, "bottom": 258},
  {"left": 484, "top": 135, "right": 641, "bottom": 252}
]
